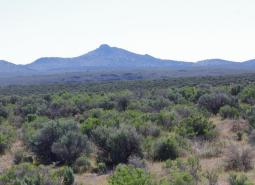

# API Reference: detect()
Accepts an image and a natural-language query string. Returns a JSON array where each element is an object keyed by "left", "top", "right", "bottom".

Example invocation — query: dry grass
[
  {"left": 75, "top": 173, "right": 109, "bottom": 185},
  {"left": 0, "top": 140, "right": 23, "bottom": 173},
  {"left": 200, "top": 117, "right": 253, "bottom": 185}
]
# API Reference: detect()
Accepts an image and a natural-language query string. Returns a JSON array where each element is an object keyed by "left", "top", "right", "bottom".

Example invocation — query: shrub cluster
[
  {"left": 26, "top": 120, "right": 89, "bottom": 164},
  {"left": 0, "top": 163, "right": 74, "bottom": 185},
  {"left": 91, "top": 124, "right": 142, "bottom": 166},
  {"left": 152, "top": 133, "right": 187, "bottom": 161},
  {"left": 219, "top": 105, "right": 240, "bottom": 119},
  {"left": 108, "top": 164, "right": 153, "bottom": 185}
]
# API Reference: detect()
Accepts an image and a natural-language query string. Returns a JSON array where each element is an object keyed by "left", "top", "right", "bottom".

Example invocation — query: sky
[{"left": 1, "top": 0, "right": 255, "bottom": 64}]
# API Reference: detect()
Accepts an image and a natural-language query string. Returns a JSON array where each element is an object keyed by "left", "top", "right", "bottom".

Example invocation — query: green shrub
[
  {"left": 92, "top": 124, "right": 141, "bottom": 166},
  {"left": 204, "top": 169, "right": 219, "bottom": 185},
  {"left": 0, "top": 125, "right": 15, "bottom": 155},
  {"left": 0, "top": 105, "right": 8, "bottom": 119},
  {"left": 117, "top": 97, "right": 129, "bottom": 111},
  {"left": 246, "top": 106, "right": 255, "bottom": 128},
  {"left": 97, "top": 162, "right": 107, "bottom": 174},
  {"left": 219, "top": 105, "right": 240, "bottom": 119},
  {"left": 62, "top": 167, "right": 74, "bottom": 185},
  {"left": 80, "top": 117, "right": 101, "bottom": 136},
  {"left": 164, "top": 156, "right": 201, "bottom": 185},
  {"left": 169, "top": 171, "right": 195, "bottom": 185},
  {"left": 178, "top": 114, "right": 216, "bottom": 139},
  {"left": 158, "top": 110, "right": 177, "bottom": 128},
  {"left": 26, "top": 114, "right": 37, "bottom": 122},
  {"left": 13, "top": 149, "right": 33, "bottom": 164},
  {"left": 108, "top": 164, "right": 153, "bottom": 185},
  {"left": 179, "top": 86, "right": 198, "bottom": 102},
  {"left": 198, "top": 93, "right": 236, "bottom": 114},
  {"left": 137, "top": 121, "right": 161, "bottom": 137},
  {"left": 229, "top": 173, "right": 254, "bottom": 185},
  {"left": 27, "top": 120, "right": 89, "bottom": 164},
  {"left": 240, "top": 85, "right": 255, "bottom": 105},
  {"left": 128, "top": 156, "right": 146, "bottom": 169},
  {"left": 72, "top": 155, "right": 91, "bottom": 174},
  {"left": 152, "top": 134, "right": 187, "bottom": 161},
  {"left": 51, "top": 131, "right": 89, "bottom": 165},
  {"left": 167, "top": 88, "right": 186, "bottom": 104},
  {"left": 230, "top": 85, "right": 242, "bottom": 96},
  {"left": 0, "top": 163, "right": 61, "bottom": 185}
]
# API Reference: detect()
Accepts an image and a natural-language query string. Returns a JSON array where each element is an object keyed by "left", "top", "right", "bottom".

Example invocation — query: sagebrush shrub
[
  {"left": 0, "top": 125, "right": 15, "bottom": 155},
  {"left": 198, "top": 93, "right": 236, "bottom": 114},
  {"left": 0, "top": 163, "right": 64, "bottom": 185},
  {"left": 178, "top": 114, "right": 216, "bottom": 140},
  {"left": 27, "top": 120, "right": 89, "bottom": 164},
  {"left": 152, "top": 134, "right": 187, "bottom": 161},
  {"left": 219, "top": 105, "right": 240, "bottom": 119},
  {"left": 205, "top": 169, "right": 219, "bottom": 185},
  {"left": 72, "top": 155, "right": 91, "bottom": 174},
  {"left": 229, "top": 173, "right": 254, "bottom": 185},
  {"left": 108, "top": 164, "right": 153, "bottom": 185},
  {"left": 164, "top": 156, "right": 201, "bottom": 185},
  {"left": 92, "top": 124, "right": 142, "bottom": 166},
  {"left": 225, "top": 146, "right": 254, "bottom": 172}
]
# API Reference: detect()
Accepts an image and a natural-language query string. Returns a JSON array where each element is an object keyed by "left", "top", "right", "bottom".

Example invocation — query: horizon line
[{"left": 1, "top": 44, "right": 254, "bottom": 65}]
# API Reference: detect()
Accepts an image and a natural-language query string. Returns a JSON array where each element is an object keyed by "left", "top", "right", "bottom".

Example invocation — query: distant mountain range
[{"left": 1, "top": 44, "right": 255, "bottom": 78}]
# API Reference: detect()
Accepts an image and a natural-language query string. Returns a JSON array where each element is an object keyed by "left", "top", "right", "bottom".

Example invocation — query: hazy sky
[{"left": 1, "top": 0, "right": 255, "bottom": 64}]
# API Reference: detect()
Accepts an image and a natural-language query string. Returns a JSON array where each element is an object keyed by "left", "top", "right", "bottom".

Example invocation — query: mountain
[
  {"left": 243, "top": 59, "right": 255, "bottom": 66},
  {"left": 26, "top": 44, "right": 192, "bottom": 73},
  {"left": 196, "top": 59, "right": 237, "bottom": 66},
  {"left": 0, "top": 60, "right": 34, "bottom": 77},
  {"left": 1, "top": 44, "right": 255, "bottom": 81}
]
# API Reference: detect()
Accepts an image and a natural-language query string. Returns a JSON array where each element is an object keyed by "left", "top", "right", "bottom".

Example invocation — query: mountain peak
[{"left": 98, "top": 44, "right": 111, "bottom": 49}]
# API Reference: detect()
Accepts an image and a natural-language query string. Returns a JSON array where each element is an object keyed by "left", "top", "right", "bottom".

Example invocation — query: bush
[
  {"left": 27, "top": 120, "right": 89, "bottom": 164},
  {"left": 152, "top": 134, "right": 187, "bottom": 161},
  {"left": 240, "top": 85, "right": 255, "bottom": 105},
  {"left": 179, "top": 86, "right": 198, "bottom": 102},
  {"left": 219, "top": 105, "right": 240, "bottom": 119},
  {"left": 138, "top": 122, "right": 161, "bottom": 137},
  {"left": 158, "top": 110, "right": 177, "bottom": 128},
  {"left": 225, "top": 146, "right": 254, "bottom": 171},
  {"left": 117, "top": 97, "right": 129, "bottom": 111},
  {"left": 167, "top": 88, "right": 186, "bottom": 104},
  {"left": 196, "top": 141, "right": 224, "bottom": 158},
  {"left": 13, "top": 149, "right": 33, "bottom": 164},
  {"left": 0, "top": 125, "right": 15, "bottom": 155},
  {"left": 148, "top": 97, "right": 171, "bottom": 112},
  {"left": 246, "top": 106, "right": 255, "bottom": 128},
  {"left": 178, "top": 114, "right": 216, "bottom": 139},
  {"left": 0, "top": 163, "right": 62, "bottom": 185},
  {"left": 229, "top": 173, "right": 254, "bottom": 185},
  {"left": 96, "top": 162, "right": 107, "bottom": 174},
  {"left": 80, "top": 117, "right": 101, "bottom": 136},
  {"left": 26, "top": 114, "right": 37, "bottom": 122},
  {"left": 128, "top": 156, "right": 146, "bottom": 169},
  {"left": 164, "top": 156, "right": 201, "bottom": 185},
  {"left": 168, "top": 171, "right": 195, "bottom": 185},
  {"left": 0, "top": 106, "right": 8, "bottom": 119},
  {"left": 92, "top": 124, "right": 142, "bottom": 166},
  {"left": 198, "top": 93, "right": 236, "bottom": 114},
  {"left": 204, "top": 169, "right": 219, "bottom": 185},
  {"left": 72, "top": 155, "right": 91, "bottom": 174},
  {"left": 108, "top": 164, "right": 153, "bottom": 185},
  {"left": 62, "top": 167, "right": 74, "bottom": 185},
  {"left": 230, "top": 85, "right": 242, "bottom": 96},
  {"left": 51, "top": 131, "right": 89, "bottom": 165}
]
